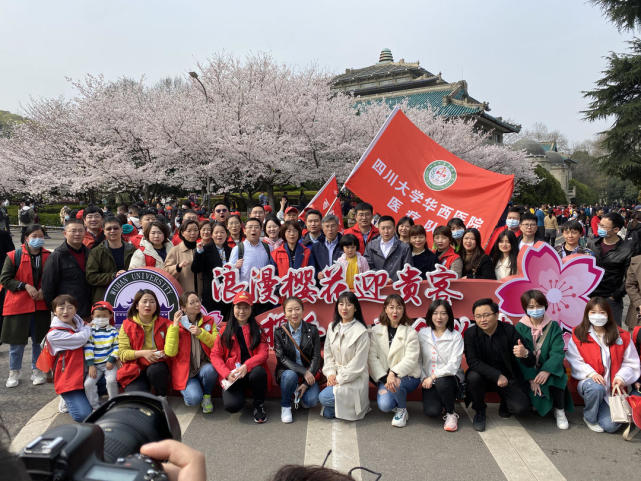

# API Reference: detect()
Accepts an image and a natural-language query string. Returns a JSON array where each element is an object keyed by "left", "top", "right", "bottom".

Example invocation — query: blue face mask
[
  {"left": 28, "top": 238, "right": 45, "bottom": 249},
  {"left": 506, "top": 218, "right": 519, "bottom": 229},
  {"left": 451, "top": 229, "right": 464, "bottom": 239},
  {"left": 526, "top": 307, "right": 545, "bottom": 319},
  {"left": 597, "top": 227, "right": 608, "bottom": 238}
]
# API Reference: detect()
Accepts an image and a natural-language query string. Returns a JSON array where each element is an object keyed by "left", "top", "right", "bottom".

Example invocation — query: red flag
[
  {"left": 299, "top": 174, "right": 344, "bottom": 228},
  {"left": 344, "top": 107, "right": 514, "bottom": 245}
]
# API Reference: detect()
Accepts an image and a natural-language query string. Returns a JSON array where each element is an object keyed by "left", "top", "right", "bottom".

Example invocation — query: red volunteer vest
[
  {"left": 437, "top": 246, "right": 460, "bottom": 270},
  {"left": 344, "top": 225, "right": 379, "bottom": 254},
  {"left": 144, "top": 253, "right": 157, "bottom": 267},
  {"left": 271, "top": 244, "right": 312, "bottom": 277},
  {"left": 572, "top": 328, "right": 630, "bottom": 386},
  {"left": 117, "top": 316, "right": 172, "bottom": 389},
  {"left": 48, "top": 327, "right": 86, "bottom": 395},
  {"left": 2, "top": 246, "right": 50, "bottom": 316},
  {"left": 170, "top": 315, "right": 217, "bottom": 391}
]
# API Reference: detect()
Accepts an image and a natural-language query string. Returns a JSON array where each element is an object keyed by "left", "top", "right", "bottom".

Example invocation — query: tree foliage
[
  {"left": 583, "top": 38, "right": 641, "bottom": 184},
  {"left": 514, "top": 165, "right": 567, "bottom": 206},
  {"left": 0, "top": 53, "right": 534, "bottom": 201},
  {"left": 590, "top": 0, "right": 641, "bottom": 31}
]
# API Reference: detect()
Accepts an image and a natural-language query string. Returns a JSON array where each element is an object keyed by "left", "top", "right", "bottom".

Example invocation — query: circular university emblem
[
  {"left": 424, "top": 160, "right": 457, "bottom": 191},
  {"left": 104, "top": 268, "right": 182, "bottom": 326}
]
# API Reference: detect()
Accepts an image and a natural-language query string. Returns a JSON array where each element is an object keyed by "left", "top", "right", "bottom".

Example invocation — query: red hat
[
  {"left": 76, "top": 209, "right": 84, "bottom": 219},
  {"left": 91, "top": 301, "right": 114, "bottom": 314},
  {"left": 232, "top": 291, "right": 252, "bottom": 305},
  {"left": 264, "top": 205, "right": 273, "bottom": 213},
  {"left": 285, "top": 206, "right": 299, "bottom": 214}
]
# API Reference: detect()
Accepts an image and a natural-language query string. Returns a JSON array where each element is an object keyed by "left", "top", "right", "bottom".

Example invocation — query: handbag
[{"left": 609, "top": 386, "right": 632, "bottom": 424}]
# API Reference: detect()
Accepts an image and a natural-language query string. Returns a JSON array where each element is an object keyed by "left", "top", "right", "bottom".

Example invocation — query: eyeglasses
[
  {"left": 521, "top": 223, "right": 537, "bottom": 228},
  {"left": 215, "top": 209, "right": 228, "bottom": 213},
  {"left": 474, "top": 313, "right": 496, "bottom": 320},
  {"left": 104, "top": 226, "right": 121, "bottom": 231}
]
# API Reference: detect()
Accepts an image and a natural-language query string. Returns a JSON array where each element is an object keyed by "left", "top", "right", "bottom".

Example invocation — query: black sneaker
[
  {"left": 498, "top": 402, "right": 511, "bottom": 418},
  {"left": 253, "top": 403, "right": 267, "bottom": 424},
  {"left": 473, "top": 411, "right": 486, "bottom": 432}
]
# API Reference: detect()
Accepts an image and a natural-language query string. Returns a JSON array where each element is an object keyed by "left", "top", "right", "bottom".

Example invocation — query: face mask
[
  {"left": 92, "top": 317, "right": 110, "bottom": 328},
  {"left": 597, "top": 228, "right": 608, "bottom": 238},
  {"left": 129, "top": 216, "right": 139, "bottom": 223},
  {"left": 527, "top": 307, "right": 545, "bottom": 319},
  {"left": 451, "top": 229, "right": 464, "bottom": 239},
  {"left": 588, "top": 313, "right": 608, "bottom": 327},
  {"left": 506, "top": 219, "right": 519, "bottom": 229},
  {"left": 64, "top": 215, "right": 70, "bottom": 220},
  {"left": 28, "top": 238, "right": 45, "bottom": 249}
]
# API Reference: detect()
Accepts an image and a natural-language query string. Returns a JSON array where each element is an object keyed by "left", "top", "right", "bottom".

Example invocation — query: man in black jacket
[
  {"left": 0, "top": 229, "right": 15, "bottom": 342},
  {"left": 588, "top": 211, "right": 635, "bottom": 325},
  {"left": 311, "top": 214, "right": 342, "bottom": 279},
  {"left": 464, "top": 298, "right": 535, "bottom": 432},
  {"left": 42, "top": 219, "right": 92, "bottom": 319}
]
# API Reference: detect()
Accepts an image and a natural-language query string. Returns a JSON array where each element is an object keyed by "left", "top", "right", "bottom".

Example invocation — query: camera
[{"left": 19, "top": 392, "right": 181, "bottom": 481}]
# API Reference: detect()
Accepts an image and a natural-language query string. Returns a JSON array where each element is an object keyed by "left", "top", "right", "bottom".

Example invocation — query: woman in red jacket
[
  {"left": 117, "top": 289, "right": 172, "bottom": 396},
  {"left": 165, "top": 291, "right": 219, "bottom": 414},
  {"left": 210, "top": 291, "right": 269, "bottom": 423},
  {"left": 1, "top": 224, "right": 51, "bottom": 388},
  {"left": 271, "top": 220, "right": 315, "bottom": 277},
  {"left": 433, "top": 226, "right": 462, "bottom": 278}
]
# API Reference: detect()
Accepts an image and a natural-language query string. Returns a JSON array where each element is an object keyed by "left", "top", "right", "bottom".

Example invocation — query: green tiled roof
[{"left": 354, "top": 88, "right": 482, "bottom": 117}]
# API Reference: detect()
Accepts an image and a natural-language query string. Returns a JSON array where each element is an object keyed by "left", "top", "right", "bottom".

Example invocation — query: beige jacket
[
  {"left": 625, "top": 255, "right": 641, "bottom": 329},
  {"left": 322, "top": 320, "right": 370, "bottom": 421},
  {"left": 165, "top": 242, "right": 198, "bottom": 293},
  {"left": 368, "top": 323, "right": 420, "bottom": 382}
]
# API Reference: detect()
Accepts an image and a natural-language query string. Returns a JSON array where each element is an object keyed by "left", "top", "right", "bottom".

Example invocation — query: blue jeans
[
  {"left": 61, "top": 389, "right": 92, "bottom": 422},
  {"left": 279, "top": 369, "right": 320, "bottom": 408},
  {"left": 319, "top": 385, "right": 336, "bottom": 419},
  {"left": 180, "top": 363, "right": 218, "bottom": 406},
  {"left": 377, "top": 376, "right": 420, "bottom": 412},
  {"left": 579, "top": 379, "right": 621, "bottom": 433},
  {"left": 9, "top": 317, "right": 42, "bottom": 370}
]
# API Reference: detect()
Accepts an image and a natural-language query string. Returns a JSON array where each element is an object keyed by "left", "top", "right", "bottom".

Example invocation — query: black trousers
[
  {"left": 222, "top": 365, "right": 267, "bottom": 413},
  {"left": 466, "top": 370, "right": 530, "bottom": 415},
  {"left": 548, "top": 385, "right": 565, "bottom": 410},
  {"left": 124, "top": 362, "right": 170, "bottom": 396},
  {"left": 422, "top": 375, "right": 458, "bottom": 416}
]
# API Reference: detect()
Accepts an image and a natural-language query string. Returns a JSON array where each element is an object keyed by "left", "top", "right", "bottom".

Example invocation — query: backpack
[
  {"left": 237, "top": 240, "right": 271, "bottom": 260},
  {"left": 19, "top": 209, "right": 32, "bottom": 225}
]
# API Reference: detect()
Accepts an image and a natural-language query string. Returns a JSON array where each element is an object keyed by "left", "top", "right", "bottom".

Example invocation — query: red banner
[
  {"left": 299, "top": 174, "right": 343, "bottom": 227},
  {"left": 343, "top": 107, "right": 514, "bottom": 245}
]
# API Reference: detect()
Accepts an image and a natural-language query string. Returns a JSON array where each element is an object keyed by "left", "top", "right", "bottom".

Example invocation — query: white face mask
[
  {"left": 588, "top": 313, "right": 608, "bottom": 327},
  {"left": 92, "top": 317, "right": 111, "bottom": 328}
]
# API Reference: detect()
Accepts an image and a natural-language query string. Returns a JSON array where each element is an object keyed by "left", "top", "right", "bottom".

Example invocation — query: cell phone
[
  {"left": 179, "top": 315, "right": 191, "bottom": 330},
  {"left": 153, "top": 351, "right": 164, "bottom": 358}
]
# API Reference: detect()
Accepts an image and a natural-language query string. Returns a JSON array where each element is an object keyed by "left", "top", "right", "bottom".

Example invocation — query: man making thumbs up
[{"left": 464, "top": 298, "right": 536, "bottom": 432}]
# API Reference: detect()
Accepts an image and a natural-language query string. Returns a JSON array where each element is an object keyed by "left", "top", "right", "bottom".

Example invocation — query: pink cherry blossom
[{"left": 495, "top": 242, "right": 603, "bottom": 331}]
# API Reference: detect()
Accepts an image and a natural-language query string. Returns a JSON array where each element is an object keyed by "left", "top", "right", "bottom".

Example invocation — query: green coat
[
  {"left": 86, "top": 240, "right": 135, "bottom": 303},
  {"left": 515, "top": 319, "right": 574, "bottom": 416}
]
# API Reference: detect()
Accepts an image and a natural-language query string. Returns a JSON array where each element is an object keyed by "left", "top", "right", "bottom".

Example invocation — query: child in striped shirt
[{"left": 84, "top": 301, "right": 120, "bottom": 408}]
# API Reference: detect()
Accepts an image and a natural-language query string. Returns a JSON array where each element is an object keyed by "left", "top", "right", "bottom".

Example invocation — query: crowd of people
[{"left": 1, "top": 196, "right": 641, "bottom": 436}]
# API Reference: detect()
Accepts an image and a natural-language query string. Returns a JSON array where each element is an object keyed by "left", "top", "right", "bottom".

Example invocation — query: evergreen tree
[{"left": 590, "top": 0, "right": 641, "bottom": 31}]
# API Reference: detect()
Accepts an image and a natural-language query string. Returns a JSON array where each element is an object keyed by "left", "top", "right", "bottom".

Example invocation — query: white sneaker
[
  {"left": 6, "top": 370, "right": 20, "bottom": 388},
  {"left": 583, "top": 416, "right": 604, "bottom": 432},
  {"left": 281, "top": 406, "right": 293, "bottom": 423},
  {"left": 554, "top": 409, "right": 569, "bottom": 430},
  {"left": 31, "top": 369, "right": 46, "bottom": 386},
  {"left": 58, "top": 397, "right": 68, "bottom": 413},
  {"left": 392, "top": 408, "right": 408, "bottom": 427},
  {"left": 443, "top": 412, "right": 459, "bottom": 432}
]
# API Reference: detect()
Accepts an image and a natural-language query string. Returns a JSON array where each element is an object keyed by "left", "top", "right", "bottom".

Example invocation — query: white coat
[
  {"left": 129, "top": 239, "right": 174, "bottom": 269},
  {"left": 417, "top": 327, "right": 464, "bottom": 381},
  {"left": 368, "top": 323, "right": 420, "bottom": 382},
  {"left": 322, "top": 320, "right": 370, "bottom": 421}
]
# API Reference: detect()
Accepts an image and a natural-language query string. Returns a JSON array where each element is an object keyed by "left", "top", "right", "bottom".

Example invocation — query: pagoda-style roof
[{"left": 332, "top": 49, "right": 520, "bottom": 135}]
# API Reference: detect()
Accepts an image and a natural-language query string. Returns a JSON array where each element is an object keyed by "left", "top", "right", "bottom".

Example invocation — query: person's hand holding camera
[{"left": 140, "top": 439, "right": 206, "bottom": 481}]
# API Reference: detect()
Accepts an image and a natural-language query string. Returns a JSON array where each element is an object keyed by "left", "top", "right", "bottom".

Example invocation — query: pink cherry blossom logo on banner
[{"left": 495, "top": 242, "right": 603, "bottom": 334}]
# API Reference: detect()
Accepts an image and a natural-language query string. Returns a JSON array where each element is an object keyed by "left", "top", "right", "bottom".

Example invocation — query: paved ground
[{"left": 2, "top": 229, "right": 640, "bottom": 480}]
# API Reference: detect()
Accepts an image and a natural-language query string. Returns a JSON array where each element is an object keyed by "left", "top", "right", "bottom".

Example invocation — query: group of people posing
[{"left": 1, "top": 198, "right": 640, "bottom": 434}]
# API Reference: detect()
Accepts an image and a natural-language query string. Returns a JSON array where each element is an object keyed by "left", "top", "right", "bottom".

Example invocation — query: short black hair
[
  {"left": 507, "top": 206, "right": 521, "bottom": 215},
  {"left": 472, "top": 298, "right": 498, "bottom": 314},
  {"left": 603, "top": 212, "right": 625, "bottom": 230},
  {"left": 305, "top": 209, "right": 322, "bottom": 220},
  {"left": 520, "top": 212, "right": 537, "bottom": 223},
  {"left": 562, "top": 220, "right": 583, "bottom": 233},
  {"left": 339, "top": 233, "right": 360, "bottom": 249},
  {"left": 520, "top": 289, "right": 548, "bottom": 311},
  {"left": 83, "top": 205, "right": 104, "bottom": 218},
  {"left": 377, "top": 215, "right": 395, "bottom": 227},
  {"left": 354, "top": 202, "right": 373, "bottom": 214}
]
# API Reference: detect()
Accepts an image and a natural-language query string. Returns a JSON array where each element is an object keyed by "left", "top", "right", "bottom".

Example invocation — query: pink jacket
[{"left": 335, "top": 252, "right": 369, "bottom": 275}]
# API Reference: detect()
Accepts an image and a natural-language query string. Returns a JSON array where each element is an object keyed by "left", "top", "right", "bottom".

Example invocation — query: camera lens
[{"left": 87, "top": 393, "right": 181, "bottom": 463}]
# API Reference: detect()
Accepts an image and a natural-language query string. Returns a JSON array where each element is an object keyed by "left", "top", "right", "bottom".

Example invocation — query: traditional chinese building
[
  {"left": 511, "top": 138, "right": 576, "bottom": 201},
  {"left": 331, "top": 48, "right": 520, "bottom": 144}
]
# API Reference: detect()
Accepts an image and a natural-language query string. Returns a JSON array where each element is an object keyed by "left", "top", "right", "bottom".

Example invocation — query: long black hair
[
  {"left": 490, "top": 229, "right": 519, "bottom": 276},
  {"left": 460, "top": 228, "right": 483, "bottom": 274},
  {"left": 222, "top": 305, "right": 262, "bottom": 350},
  {"left": 332, "top": 291, "right": 366, "bottom": 331}
]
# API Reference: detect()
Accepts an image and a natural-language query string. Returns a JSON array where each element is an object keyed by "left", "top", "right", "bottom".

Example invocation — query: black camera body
[{"left": 20, "top": 392, "right": 181, "bottom": 481}]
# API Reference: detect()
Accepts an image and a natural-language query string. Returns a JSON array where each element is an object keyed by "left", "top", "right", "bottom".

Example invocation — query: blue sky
[{"left": 0, "top": 0, "right": 630, "bottom": 144}]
